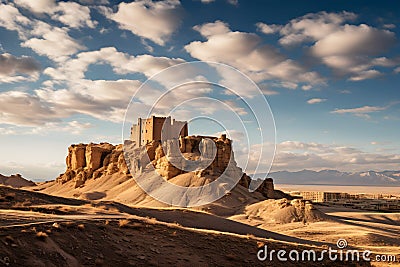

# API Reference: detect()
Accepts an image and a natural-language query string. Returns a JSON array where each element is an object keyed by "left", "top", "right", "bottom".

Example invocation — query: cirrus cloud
[{"left": 307, "top": 98, "right": 326, "bottom": 104}]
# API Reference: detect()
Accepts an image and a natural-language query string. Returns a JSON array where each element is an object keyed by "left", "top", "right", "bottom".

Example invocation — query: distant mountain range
[{"left": 252, "top": 170, "right": 400, "bottom": 186}]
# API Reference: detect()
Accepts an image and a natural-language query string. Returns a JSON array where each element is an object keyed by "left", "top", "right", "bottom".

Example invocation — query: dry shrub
[
  {"left": 119, "top": 219, "right": 130, "bottom": 228},
  {"left": 52, "top": 222, "right": 60, "bottom": 229},
  {"left": 257, "top": 241, "right": 265, "bottom": 248},
  {"left": 36, "top": 231, "right": 48, "bottom": 241}
]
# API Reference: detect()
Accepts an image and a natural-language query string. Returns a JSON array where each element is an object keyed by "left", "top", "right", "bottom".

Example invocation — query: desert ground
[
  {"left": 0, "top": 185, "right": 371, "bottom": 267},
  {"left": 0, "top": 185, "right": 398, "bottom": 266}
]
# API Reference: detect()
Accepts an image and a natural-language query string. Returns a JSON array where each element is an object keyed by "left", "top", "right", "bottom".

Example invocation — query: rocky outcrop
[
  {"left": 57, "top": 143, "right": 129, "bottom": 188},
  {"left": 151, "top": 135, "right": 236, "bottom": 180},
  {"left": 56, "top": 136, "right": 284, "bottom": 199}
]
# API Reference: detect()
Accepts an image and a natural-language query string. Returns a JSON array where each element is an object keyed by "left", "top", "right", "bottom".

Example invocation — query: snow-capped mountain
[{"left": 252, "top": 170, "right": 400, "bottom": 185}]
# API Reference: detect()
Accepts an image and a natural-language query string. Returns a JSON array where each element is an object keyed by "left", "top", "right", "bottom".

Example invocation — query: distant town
[{"left": 287, "top": 191, "right": 400, "bottom": 212}]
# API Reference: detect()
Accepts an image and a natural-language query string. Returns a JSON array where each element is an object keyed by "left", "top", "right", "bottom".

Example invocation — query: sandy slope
[
  {"left": 230, "top": 204, "right": 400, "bottom": 267},
  {"left": 32, "top": 172, "right": 268, "bottom": 216},
  {"left": 0, "top": 186, "right": 365, "bottom": 266}
]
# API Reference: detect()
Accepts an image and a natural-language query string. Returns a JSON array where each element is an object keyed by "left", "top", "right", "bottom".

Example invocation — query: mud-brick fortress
[{"left": 130, "top": 116, "right": 188, "bottom": 146}]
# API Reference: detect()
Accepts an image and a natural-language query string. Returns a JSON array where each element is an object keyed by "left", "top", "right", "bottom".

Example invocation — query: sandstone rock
[
  {"left": 85, "top": 143, "right": 114, "bottom": 172},
  {"left": 55, "top": 136, "right": 287, "bottom": 200},
  {"left": 68, "top": 144, "right": 86, "bottom": 170},
  {"left": 56, "top": 142, "right": 130, "bottom": 187}
]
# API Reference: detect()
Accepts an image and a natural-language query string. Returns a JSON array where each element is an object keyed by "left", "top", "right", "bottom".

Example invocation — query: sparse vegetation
[
  {"left": 118, "top": 219, "right": 130, "bottom": 228},
  {"left": 35, "top": 231, "right": 48, "bottom": 241}
]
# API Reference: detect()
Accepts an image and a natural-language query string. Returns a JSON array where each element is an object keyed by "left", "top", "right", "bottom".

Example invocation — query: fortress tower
[{"left": 130, "top": 116, "right": 188, "bottom": 146}]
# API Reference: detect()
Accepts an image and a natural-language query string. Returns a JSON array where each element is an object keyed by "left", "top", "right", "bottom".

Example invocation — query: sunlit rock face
[{"left": 56, "top": 136, "right": 278, "bottom": 199}]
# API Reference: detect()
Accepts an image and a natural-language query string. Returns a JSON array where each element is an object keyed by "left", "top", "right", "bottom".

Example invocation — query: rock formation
[
  {"left": 57, "top": 143, "right": 129, "bottom": 188},
  {"left": 55, "top": 136, "right": 284, "bottom": 199}
]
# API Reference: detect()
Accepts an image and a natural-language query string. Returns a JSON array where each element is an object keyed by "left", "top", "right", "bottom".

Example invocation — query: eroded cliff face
[
  {"left": 152, "top": 135, "right": 237, "bottom": 180},
  {"left": 56, "top": 136, "right": 278, "bottom": 199},
  {"left": 57, "top": 143, "right": 129, "bottom": 188}
]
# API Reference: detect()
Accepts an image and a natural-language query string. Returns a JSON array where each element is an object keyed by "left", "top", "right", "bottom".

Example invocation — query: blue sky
[{"left": 0, "top": 0, "right": 399, "bottom": 181}]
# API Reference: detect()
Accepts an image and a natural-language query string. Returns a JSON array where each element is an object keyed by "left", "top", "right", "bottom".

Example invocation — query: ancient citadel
[{"left": 130, "top": 116, "right": 188, "bottom": 147}]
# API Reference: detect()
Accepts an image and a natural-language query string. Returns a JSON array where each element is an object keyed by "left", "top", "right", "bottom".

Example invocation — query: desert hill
[
  {"left": 31, "top": 136, "right": 324, "bottom": 222},
  {"left": 0, "top": 173, "right": 35, "bottom": 188}
]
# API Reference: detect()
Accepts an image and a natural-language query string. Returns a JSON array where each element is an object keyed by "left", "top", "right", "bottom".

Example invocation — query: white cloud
[
  {"left": 349, "top": 69, "right": 382, "bottom": 81},
  {"left": 0, "top": 53, "right": 41, "bottom": 83},
  {"left": 0, "top": 3, "right": 87, "bottom": 61},
  {"left": 36, "top": 79, "right": 141, "bottom": 122},
  {"left": 246, "top": 141, "right": 400, "bottom": 172},
  {"left": 185, "top": 21, "right": 324, "bottom": 87},
  {"left": 311, "top": 24, "right": 395, "bottom": 58},
  {"left": 331, "top": 105, "right": 387, "bottom": 119},
  {"left": 0, "top": 91, "right": 60, "bottom": 126},
  {"left": 101, "top": 0, "right": 183, "bottom": 45},
  {"left": 13, "top": 0, "right": 57, "bottom": 14},
  {"left": 271, "top": 11, "right": 397, "bottom": 81},
  {"left": 307, "top": 98, "right": 326, "bottom": 104},
  {"left": 193, "top": 20, "right": 230, "bottom": 37},
  {"left": 22, "top": 22, "right": 86, "bottom": 62},
  {"left": 51, "top": 2, "right": 97, "bottom": 29},
  {"left": 201, "top": 0, "right": 215, "bottom": 3},
  {"left": 256, "top": 22, "right": 282, "bottom": 34},
  {"left": 14, "top": 0, "right": 96, "bottom": 29},
  {"left": 44, "top": 46, "right": 185, "bottom": 81},
  {"left": 0, "top": 3, "right": 31, "bottom": 39},
  {"left": 278, "top": 11, "right": 358, "bottom": 46}
]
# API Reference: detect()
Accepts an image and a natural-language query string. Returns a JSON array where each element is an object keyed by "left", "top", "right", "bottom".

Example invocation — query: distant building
[
  {"left": 300, "top": 191, "right": 349, "bottom": 203},
  {"left": 130, "top": 116, "right": 188, "bottom": 146}
]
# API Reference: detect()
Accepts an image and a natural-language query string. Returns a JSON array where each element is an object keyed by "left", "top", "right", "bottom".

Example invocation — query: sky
[{"left": 0, "top": 0, "right": 400, "bottom": 181}]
